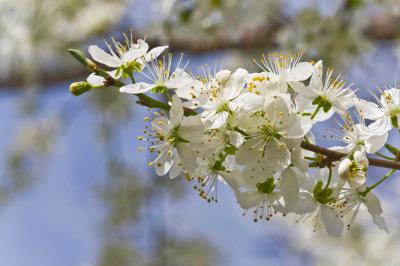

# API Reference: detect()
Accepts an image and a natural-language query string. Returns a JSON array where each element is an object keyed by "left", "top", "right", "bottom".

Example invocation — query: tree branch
[{"left": 301, "top": 141, "right": 400, "bottom": 170}]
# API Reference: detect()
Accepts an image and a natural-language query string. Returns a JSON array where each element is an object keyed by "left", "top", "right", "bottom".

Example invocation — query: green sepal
[
  {"left": 312, "top": 95, "right": 322, "bottom": 105},
  {"left": 313, "top": 180, "right": 335, "bottom": 204},
  {"left": 323, "top": 100, "right": 332, "bottom": 113},
  {"left": 391, "top": 116, "right": 399, "bottom": 129},
  {"left": 151, "top": 85, "right": 168, "bottom": 94},
  {"left": 224, "top": 145, "right": 238, "bottom": 155},
  {"left": 212, "top": 159, "right": 226, "bottom": 172}
]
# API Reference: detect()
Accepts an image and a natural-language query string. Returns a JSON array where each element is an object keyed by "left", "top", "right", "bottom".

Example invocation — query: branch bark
[{"left": 301, "top": 141, "right": 400, "bottom": 170}]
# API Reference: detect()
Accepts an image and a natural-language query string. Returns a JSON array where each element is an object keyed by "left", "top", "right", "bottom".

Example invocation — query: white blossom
[
  {"left": 292, "top": 60, "right": 356, "bottom": 120},
  {"left": 69, "top": 36, "right": 400, "bottom": 237},
  {"left": 138, "top": 95, "right": 203, "bottom": 178},
  {"left": 120, "top": 54, "right": 192, "bottom": 94},
  {"left": 356, "top": 87, "right": 400, "bottom": 132}
]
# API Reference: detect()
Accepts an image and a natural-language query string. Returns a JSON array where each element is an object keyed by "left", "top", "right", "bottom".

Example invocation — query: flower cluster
[{"left": 69, "top": 35, "right": 400, "bottom": 237}]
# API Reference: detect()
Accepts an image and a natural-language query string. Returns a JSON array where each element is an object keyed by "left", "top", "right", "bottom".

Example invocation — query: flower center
[
  {"left": 216, "top": 102, "right": 230, "bottom": 113},
  {"left": 168, "top": 125, "right": 189, "bottom": 146},
  {"left": 117, "top": 61, "right": 143, "bottom": 78},
  {"left": 259, "top": 123, "right": 281, "bottom": 140},
  {"left": 256, "top": 177, "right": 275, "bottom": 194}
]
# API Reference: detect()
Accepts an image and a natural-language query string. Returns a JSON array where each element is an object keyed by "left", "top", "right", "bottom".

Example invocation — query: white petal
[
  {"left": 368, "top": 117, "right": 392, "bottom": 133},
  {"left": 290, "top": 82, "right": 318, "bottom": 98},
  {"left": 288, "top": 62, "right": 314, "bottom": 81},
  {"left": 365, "top": 132, "right": 388, "bottom": 153},
  {"left": 241, "top": 163, "right": 275, "bottom": 188},
  {"left": 155, "top": 152, "right": 173, "bottom": 176},
  {"left": 289, "top": 145, "right": 308, "bottom": 172},
  {"left": 180, "top": 114, "right": 204, "bottom": 142},
  {"left": 201, "top": 111, "right": 228, "bottom": 129},
  {"left": 229, "top": 93, "right": 264, "bottom": 112},
  {"left": 144, "top": 45, "right": 169, "bottom": 62},
  {"left": 264, "top": 96, "right": 290, "bottom": 124},
  {"left": 122, "top": 39, "right": 149, "bottom": 62},
  {"left": 119, "top": 82, "right": 154, "bottom": 94},
  {"left": 355, "top": 99, "right": 384, "bottom": 120},
  {"left": 237, "top": 191, "right": 264, "bottom": 209},
  {"left": 263, "top": 139, "right": 291, "bottom": 171},
  {"left": 294, "top": 192, "right": 316, "bottom": 214},
  {"left": 176, "top": 144, "right": 197, "bottom": 175},
  {"left": 169, "top": 95, "right": 184, "bottom": 127},
  {"left": 165, "top": 68, "right": 193, "bottom": 89},
  {"left": 88, "top": 45, "right": 121, "bottom": 67},
  {"left": 365, "top": 191, "right": 383, "bottom": 215},
  {"left": 283, "top": 113, "right": 310, "bottom": 139},
  {"left": 310, "top": 60, "right": 323, "bottom": 89},
  {"left": 280, "top": 168, "right": 300, "bottom": 211},
  {"left": 228, "top": 131, "right": 245, "bottom": 148},
  {"left": 169, "top": 159, "right": 182, "bottom": 179},
  {"left": 372, "top": 214, "right": 389, "bottom": 233},
  {"left": 87, "top": 73, "right": 105, "bottom": 86},
  {"left": 321, "top": 205, "right": 344, "bottom": 237},
  {"left": 236, "top": 138, "right": 263, "bottom": 165},
  {"left": 330, "top": 145, "right": 352, "bottom": 153},
  {"left": 223, "top": 68, "right": 248, "bottom": 100},
  {"left": 175, "top": 79, "right": 205, "bottom": 103}
]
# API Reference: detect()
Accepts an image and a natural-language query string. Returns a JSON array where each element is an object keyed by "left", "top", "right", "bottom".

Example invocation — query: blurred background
[{"left": 2, "top": 0, "right": 400, "bottom": 265}]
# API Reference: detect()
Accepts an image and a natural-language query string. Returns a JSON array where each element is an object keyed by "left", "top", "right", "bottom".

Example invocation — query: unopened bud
[
  {"left": 215, "top": 69, "right": 232, "bottom": 86},
  {"left": 69, "top": 81, "right": 92, "bottom": 96},
  {"left": 338, "top": 158, "right": 352, "bottom": 180},
  {"left": 353, "top": 151, "right": 368, "bottom": 166}
]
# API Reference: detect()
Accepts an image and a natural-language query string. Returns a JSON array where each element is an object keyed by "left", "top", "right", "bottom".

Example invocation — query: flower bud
[
  {"left": 69, "top": 81, "right": 92, "bottom": 96},
  {"left": 353, "top": 150, "right": 368, "bottom": 166},
  {"left": 338, "top": 158, "right": 353, "bottom": 180},
  {"left": 215, "top": 70, "right": 231, "bottom": 86}
]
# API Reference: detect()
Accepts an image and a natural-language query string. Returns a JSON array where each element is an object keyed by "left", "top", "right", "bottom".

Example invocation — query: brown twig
[{"left": 301, "top": 141, "right": 400, "bottom": 170}]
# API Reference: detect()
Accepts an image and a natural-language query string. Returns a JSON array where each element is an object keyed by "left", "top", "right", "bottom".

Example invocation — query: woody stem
[{"left": 301, "top": 141, "right": 400, "bottom": 170}]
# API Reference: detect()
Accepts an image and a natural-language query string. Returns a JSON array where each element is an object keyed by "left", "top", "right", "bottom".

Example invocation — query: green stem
[
  {"left": 310, "top": 104, "right": 322, "bottom": 120},
  {"left": 233, "top": 127, "right": 249, "bottom": 137},
  {"left": 304, "top": 156, "right": 317, "bottom": 161},
  {"left": 375, "top": 152, "right": 395, "bottom": 161},
  {"left": 362, "top": 169, "right": 396, "bottom": 196},
  {"left": 324, "top": 166, "right": 333, "bottom": 191},
  {"left": 128, "top": 72, "right": 136, "bottom": 84},
  {"left": 136, "top": 93, "right": 170, "bottom": 110}
]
